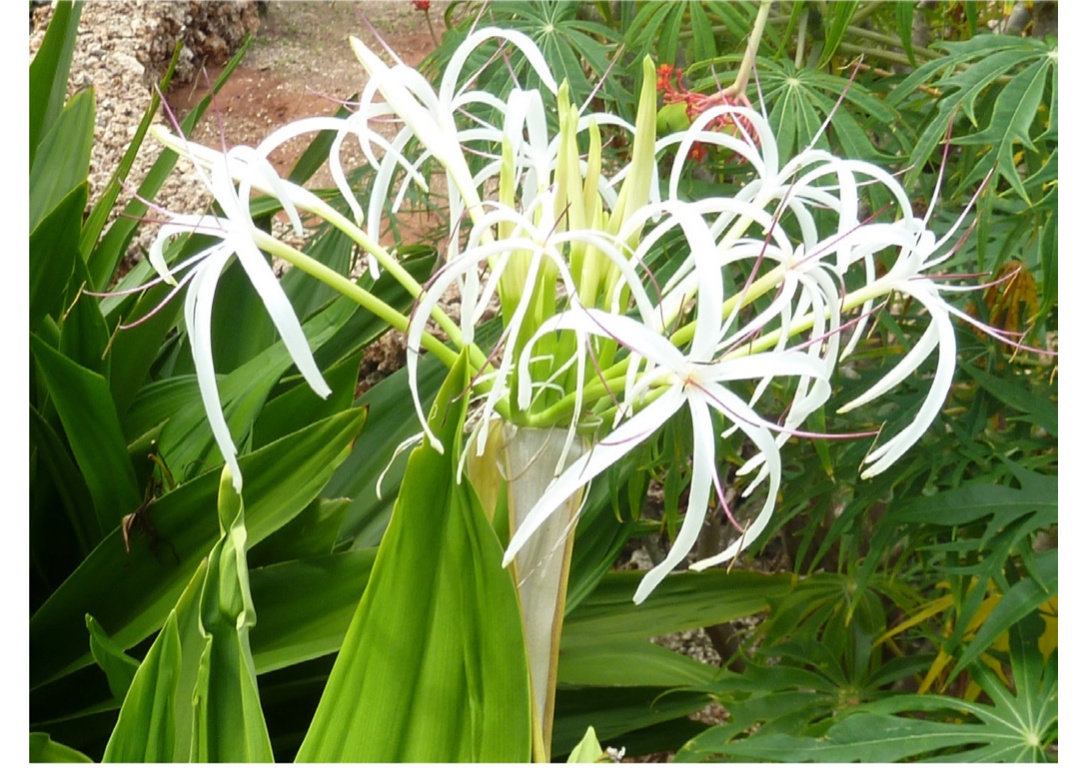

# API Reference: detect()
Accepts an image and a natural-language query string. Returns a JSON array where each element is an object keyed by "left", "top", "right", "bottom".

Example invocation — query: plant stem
[
  {"left": 253, "top": 230, "right": 460, "bottom": 369},
  {"left": 795, "top": 7, "right": 808, "bottom": 69},
  {"left": 724, "top": 0, "right": 772, "bottom": 99},
  {"left": 843, "top": 25, "right": 941, "bottom": 62}
]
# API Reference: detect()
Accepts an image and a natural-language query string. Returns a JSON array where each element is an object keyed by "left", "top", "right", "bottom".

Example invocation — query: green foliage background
[{"left": 30, "top": 1, "right": 1056, "bottom": 762}]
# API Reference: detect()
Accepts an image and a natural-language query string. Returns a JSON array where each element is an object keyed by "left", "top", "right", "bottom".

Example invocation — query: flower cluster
[
  {"left": 144, "top": 28, "right": 1014, "bottom": 602},
  {"left": 656, "top": 62, "right": 759, "bottom": 161}
]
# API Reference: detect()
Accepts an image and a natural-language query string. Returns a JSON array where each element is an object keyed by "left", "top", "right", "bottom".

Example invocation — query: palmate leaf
[
  {"left": 890, "top": 35, "right": 1057, "bottom": 204},
  {"left": 431, "top": 1, "right": 627, "bottom": 114},
  {"left": 688, "top": 53, "right": 902, "bottom": 181},
  {"left": 687, "top": 612, "right": 1055, "bottom": 762}
]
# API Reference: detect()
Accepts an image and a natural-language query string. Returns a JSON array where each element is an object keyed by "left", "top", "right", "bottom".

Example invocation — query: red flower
[
  {"left": 412, "top": 0, "right": 431, "bottom": 10},
  {"left": 656, "top": 63, "right": 675, "bottom": 92}
]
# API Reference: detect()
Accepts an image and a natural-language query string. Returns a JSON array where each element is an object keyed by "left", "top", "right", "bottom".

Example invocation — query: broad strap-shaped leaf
[
  {"left": 247, "top": 548, "right": 377, "bottom": 673},
  {"left": 29, "top": 88, "right": 94, "bottom": 233},
  {"left": 296, "top": 355, "right": 532, "bottom": 762},
  {"left": 29, "top": 732, "right": 93, "bottom": 764},
  {"left": 29, "top": 182, "right": 84, "bottom": 329},
  {"left": 30, "top": 334, "right": 142, "bottom": 539},
  {"left": 562, "top": 569, "right": 792, "bottom": 649},
  {"left": 30, "top": 404, "right": 97, "bottom": 556},
  {"left": 87, "top": 38, "right": 251, "bottom": 289},
  {"left": 78, "top": 43, "right": 183, "bottom": 270},
  {"left": 30, "top": 408, "right": 365, "bottom": 690},
  {"left": 103, "top": 470, "right": 274, "bottom": 762},
  {"left": 559, "top": 639, "right": 720, "bottom": 688},
  {"left": 102, "top": 563, "right": 205, "bottom": 762},
  {"left": 86, "top": 615, "right": 140, "bottom": 702},
  {"left": 28, "top": 0, "right": 83, "bottom": 164},
  {"left": 158, "top": 292, "right": 360, "bottom": 485}
]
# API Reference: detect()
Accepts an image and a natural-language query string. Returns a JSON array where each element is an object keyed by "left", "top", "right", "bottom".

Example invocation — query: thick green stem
[
  {"left": 252, "top": 230, "right": 460, "bottom": 369},
  {"left": 255, "top": 231, "right": 510, "bottom": 423}
]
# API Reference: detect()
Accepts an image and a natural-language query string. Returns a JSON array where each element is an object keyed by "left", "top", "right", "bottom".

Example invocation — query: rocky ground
[{"left": 29, "top": 1, "right": 448, "bottom": 256}]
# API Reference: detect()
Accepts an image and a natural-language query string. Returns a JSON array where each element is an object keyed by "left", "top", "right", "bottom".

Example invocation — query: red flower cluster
[
  {"left": 656, "top": 63, "right": 759, "bottom": 162},
  {"left": 412, "top": 0, "right": 431, "bottom": 10}
]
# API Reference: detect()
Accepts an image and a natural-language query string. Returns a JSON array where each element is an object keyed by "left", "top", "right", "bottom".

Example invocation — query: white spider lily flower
[
  {"left": 504, "top": 305, "right": 828, "bottom": 604},
  {"left": 834, "top": 218, "right": 967, "bottom": 478},
  {"left": 348, "top": 29, "right": 558, "bottom": 266},
  {"left": 507, "top": 203, "right": 829, "bottom": 602},
  {"left": 147, "top": 130, "right": 330, "bottom": 492}
]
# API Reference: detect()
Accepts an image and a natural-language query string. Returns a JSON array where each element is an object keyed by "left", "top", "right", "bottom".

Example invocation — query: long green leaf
[
  {"left": 30, "top": 408, "right": 365, "bottom": 690},
  {"left": 563, "top": 569, "right": 792, "bottom": 649},
  {"left": 86, "top": 616, "right": 140, "bottom": 702},
  {"left": 190, "top": 469, "right": 273, "bottom": 761},
  {"left": 78, "top": 43, "right": 183, "bottom": 264},
  {"left": 87, "top": 37, "right": 252, "bottom": 288},
  {"left": 29, "top": 89, "right": 94, "bottom": 233},
  {"left": 28, "top": 0, "right": 83, "bottom": 163},
  {"left": 102, "top": 562, "right": 207, "bottom": 762},
  {"left": 29, "top": 182, "right": 85, "bottom": 329},
  {"left": 297, "top": 356, "right": 531, "bottom": 762},
  {"left": 29, "top": 732, "right": 93, "bottom": 764},
  {"left": 248, "top": 549, "right": 377, "bottom": 673},
  {"left": 30, "top": 335, "right": 142, "bottom": 537},
  {"left": 30, "top": 405, "right": 97, "bottom": 556},
  {"left": 102, "top": 612, "right": 183, "bottom": 761},
  {"left": 559, "top": 640, "right": 721, "bottom": 688}
]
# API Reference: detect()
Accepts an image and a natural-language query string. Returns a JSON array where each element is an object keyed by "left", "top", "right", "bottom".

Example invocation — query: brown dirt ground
[
  {"left": 166, "top": 1, "right": 451, "bottom": 175},
  {"left": 163, "top": 2, "right": 454, "bottom": 394}
]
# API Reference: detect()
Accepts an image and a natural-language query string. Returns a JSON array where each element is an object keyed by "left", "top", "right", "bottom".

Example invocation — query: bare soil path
[{"left": 167, "top": 1, "right": 451, "bottom": 175}]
